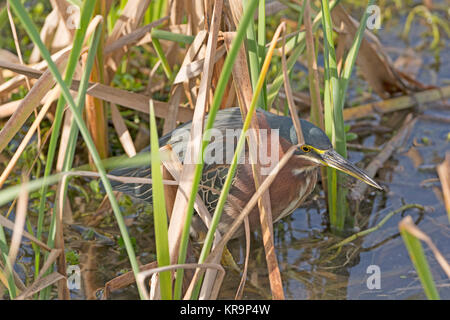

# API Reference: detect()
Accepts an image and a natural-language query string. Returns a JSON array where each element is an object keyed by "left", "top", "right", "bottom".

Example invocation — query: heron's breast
[{"left": 274, "top": 167, "right": 318, "bottom": 222}]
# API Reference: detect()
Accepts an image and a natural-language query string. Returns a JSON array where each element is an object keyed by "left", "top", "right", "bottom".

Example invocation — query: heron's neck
[{"left": 290, "top": 156, "right": 319, "bottom": 176}]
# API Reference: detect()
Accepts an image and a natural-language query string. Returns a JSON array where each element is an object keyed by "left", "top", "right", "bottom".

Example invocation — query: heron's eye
[{"left": 301, "top": 145, "right": 311, "bottom": 153}]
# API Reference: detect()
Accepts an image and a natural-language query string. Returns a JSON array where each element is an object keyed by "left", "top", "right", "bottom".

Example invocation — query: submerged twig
[{"left": 328, "top": 204, "right": 425, "bottom": 251}]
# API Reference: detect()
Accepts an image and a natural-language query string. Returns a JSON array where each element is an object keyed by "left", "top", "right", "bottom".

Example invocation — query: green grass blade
[
  {"left": 267, "top": 37, "right": 306, "bottom": 108},
  {"left": 339, "top": 0, "right": 374, "bottom": 109},
  {"left": 0, "top": 225, "right": 17, "bottom": 298},
  {"left": 321, "top": 0, "right": 348, "bottom": 231},
  {"left": 400, "top": 226, "right": 440, "bottom": 300},
  {"left": 257, "top": 0, "right": 268, "bottom": 110},
  {"left": 151, "top": 29, "right": 194, "bottom": 44},
  {"left": 149, "top": 100, "right": 172, "bottom": 300},
  {"left": 245, "top": 0, "right": 261, "bottom": 103},
  {"left": 0, "top": 174, "right": 62, "bottom": 208},
  {"left": 8, "top": 0, "right": 144, "bottom": 299},
  {"left": 30, "top": 0, "right": 97, "bottom": 297},
  {"left": 151, "top": 34, "right": 174, "bottom": 82}
]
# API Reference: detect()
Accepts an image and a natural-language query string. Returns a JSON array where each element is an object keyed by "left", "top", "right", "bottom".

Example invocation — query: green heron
[{"left": 109, "top": 107, "right": 382, "bottom": 238}]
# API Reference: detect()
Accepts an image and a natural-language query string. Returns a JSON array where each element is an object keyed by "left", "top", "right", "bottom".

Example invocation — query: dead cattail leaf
[
  {"left": 0, "top": 215, "right": 52, "bottom": 252},
  {"left": 15, "top": 272, "right": 65, "bottom": 300},
  {"left": 169, "top": 0, "right": 185, "bottom": 26},
  {"left": 105, "top": 0, "right": 152, "bottom": 80},
  {"left": 173, "top": 45, "right": 226, "bottom": 84},
  {"left": 0, "top": 60, "right": 197, "bottom": 122},
  {"left": 6, "top": 178, "right": 29, "bottom": 271},
  {"left": 0, "top": 99, "right": 22, "bottom": 118},
  {"left": 437, "top": 152, "right": 450, "bottom": 218},
  {"left": 50, "top": 0, "right": 76, "bottom": 39},
  {"left": 104, "top": 16, "right": 169, "bottom": 56},
  {"left": 0, "top": 52, "right": 69, "bottom": 154},
  {"left": 29, "top": 9, "right": 59, "bottom": 64},
  {"left": 343, "top": 85, "right": 450, "bottom": 121},
  {"left": 162, "top": 84, "right": 184, "bottom": 134},
  {"left": 0, "top": 49, "right": 20, "bottom": 64},
  {"left": 111, "top": 103, "right": 137, "bottom": 157},
  {"left": 0, "top": 46, "right": 72, "bottom": 98}
]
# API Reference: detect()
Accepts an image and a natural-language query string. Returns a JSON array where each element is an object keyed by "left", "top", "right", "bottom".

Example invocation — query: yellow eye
[{"left": 301, "top": 145, "right": 311, "bottom": 153}]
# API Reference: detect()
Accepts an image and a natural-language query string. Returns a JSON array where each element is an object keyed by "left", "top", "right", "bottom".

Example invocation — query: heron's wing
[{"left": 107, "top": 107, "right": 249, "bottom": 203}]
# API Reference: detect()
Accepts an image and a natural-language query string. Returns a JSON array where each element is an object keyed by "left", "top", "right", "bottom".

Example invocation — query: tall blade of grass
[
  {"left": 189, "top": 22, "right": 286, "bottom": 300},
  {"left": 334, "top": 0, "right": 374, "bottom": 231},
  {"left": 0, "top": 6, "right": 8, "bottom": 31},
  {"left": 172, "top": 0, "right": 259, "bottom": 300},
  {"left": 149, "top": 100, "right": 172, "bottom": 300},
  {"left": 399, "top": 216, "right": 440, "bottom": 300},
  {"left": 33, "top": 0, "right": 97, "bottom": 290},
  {"left": 151, "top": 29, "right": 195, "bottom": 44},
  {"left": 0, "top": 221, "right": 16, "bottom": 298},
  {"left": 257, "top": 0, "right": 267, "bottom": 110},
  {"left": 321, "top": 0, "right": 347, "bottom": 231},
  {"left": 322, "top": 0, "right": 374, "bottom": 232},
  {"left": 244, "top": 0, "right": 261, "bottom": 106},
  {"left": 151, "top": 34, "right": 174, "bottom": 82},
  {"left": 8, "top": 0, "right": 144, "bottom": 299},
  {"left": 152, "top": 0, "right": 166, "bottom": 22}
]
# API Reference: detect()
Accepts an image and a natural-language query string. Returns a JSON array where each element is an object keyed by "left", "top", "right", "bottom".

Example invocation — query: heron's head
[{"left": 290, "top": 120, "right": 383, "bottom": 190}]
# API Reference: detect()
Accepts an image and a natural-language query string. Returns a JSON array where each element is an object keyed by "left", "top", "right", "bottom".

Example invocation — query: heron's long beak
[{"left": 320, "top": 149, "right": 384, "bottom": 191}]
